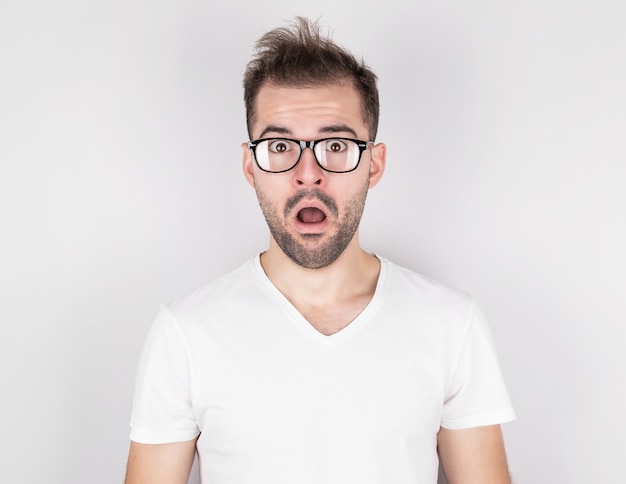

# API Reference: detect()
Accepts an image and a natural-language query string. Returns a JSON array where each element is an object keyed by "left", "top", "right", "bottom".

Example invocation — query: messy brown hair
[{"left": 243, "top": 17, "right": 380, "bottom": 140}]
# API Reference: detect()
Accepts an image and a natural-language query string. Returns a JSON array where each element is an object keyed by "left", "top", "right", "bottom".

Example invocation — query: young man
[{"left": 125, "top": 18, "right": 515, "bottom": 484}]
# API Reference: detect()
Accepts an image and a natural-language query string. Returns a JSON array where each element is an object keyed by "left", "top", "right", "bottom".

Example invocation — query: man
[{"left": 125, "top": 17, "right": 515, "bottom": 484}]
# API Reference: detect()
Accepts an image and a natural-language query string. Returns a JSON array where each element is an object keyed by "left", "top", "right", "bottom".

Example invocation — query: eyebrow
[
  {"left": 318, "top": 124, "right": 359, "bottom": 138},
  {"left": 257, "top": 124, "right": 359, "bottom": 140},
  {"left": 258, "top": 125, "right": 291, "bottom": 138}
]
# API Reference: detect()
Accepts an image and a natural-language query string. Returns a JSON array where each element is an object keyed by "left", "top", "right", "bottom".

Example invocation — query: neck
[
  {"left": 260, "top": 233, "right": 379, "bottom": 305},
  {"left": 260, "top": 233, "right": 381, "bottom": 335}
]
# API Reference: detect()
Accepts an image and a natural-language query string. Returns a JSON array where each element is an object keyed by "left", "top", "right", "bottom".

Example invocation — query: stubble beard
[{"left": 255, "top": 181, "right": 369, "bottom": 270}]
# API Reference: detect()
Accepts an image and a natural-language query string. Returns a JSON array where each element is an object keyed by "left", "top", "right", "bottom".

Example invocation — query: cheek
[
  {"left": 341, "top": 178, "right": 370, "bottom": 214},
  {"left": 254, "top": 182, "right": 284, "bottom": 216},
  {"left": 337, "top": 174, "right": 370, "bottom": 200},
  {"left": 256, "top": 175, "right": 295, "bottom": 203}
]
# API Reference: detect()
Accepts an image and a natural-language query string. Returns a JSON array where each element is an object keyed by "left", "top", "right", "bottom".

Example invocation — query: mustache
[{"left": 284, "top": 189, "right": 338, "bottom": 217}]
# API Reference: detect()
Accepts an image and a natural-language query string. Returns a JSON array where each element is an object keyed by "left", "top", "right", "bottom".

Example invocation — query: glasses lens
[
  {"left": 255, "top": 139, "right": 300, "bottom": 172},
  {"left": 314, "top": 139, "right": 360, "bottom": 172},
  {"left": 253, "top": 138, "right": 363, "bottom": 173}
]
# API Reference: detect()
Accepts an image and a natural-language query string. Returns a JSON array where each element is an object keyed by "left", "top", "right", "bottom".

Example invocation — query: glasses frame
[{"left": 247, "top": 137, "right": 373, "bottom": 174}]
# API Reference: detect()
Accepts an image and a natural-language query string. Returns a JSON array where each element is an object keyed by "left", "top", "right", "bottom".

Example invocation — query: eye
[
  {"left": 327, "top": 140, "right": 348, "bottom": 152},
  {"left": 268, "top": 140, "right": 292, "bottom": 153}
]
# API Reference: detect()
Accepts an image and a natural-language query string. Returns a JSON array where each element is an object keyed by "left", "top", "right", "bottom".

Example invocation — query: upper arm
[
  {"left": 125, "top": 438, "right": 197, "bottom": 484},
  {"left": 437, "top": 424, "right": 511, "bottom": 484}
]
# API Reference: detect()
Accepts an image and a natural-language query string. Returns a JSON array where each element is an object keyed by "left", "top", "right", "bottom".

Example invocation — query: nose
[{"left": 293, "top": 147, "right": 324, "bottom": 187}]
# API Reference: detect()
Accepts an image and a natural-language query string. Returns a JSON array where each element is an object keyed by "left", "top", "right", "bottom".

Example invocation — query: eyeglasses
[{"left": 247, "top": 137, "right": 372, "bottom": 173}]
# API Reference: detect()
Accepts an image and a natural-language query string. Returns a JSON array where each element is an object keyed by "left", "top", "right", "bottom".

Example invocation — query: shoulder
[
  {"left": 165, "top": 256, "right": 267, "bottom": 325},
  {"left": 379, "top": 257, "right": 473, "bottom": 312},
  {"left": 371, "top": 257, "right": 486, "bottom": 347}
]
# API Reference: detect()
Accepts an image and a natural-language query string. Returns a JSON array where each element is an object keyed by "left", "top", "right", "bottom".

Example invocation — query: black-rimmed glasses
[{"left": 247, "top": 137, "right": 372, "bottom": 173}]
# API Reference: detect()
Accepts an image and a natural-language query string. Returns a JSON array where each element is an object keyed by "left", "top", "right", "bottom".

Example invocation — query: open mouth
[{"left": 297, "top": 207, "right": 327, "bottom": 224}]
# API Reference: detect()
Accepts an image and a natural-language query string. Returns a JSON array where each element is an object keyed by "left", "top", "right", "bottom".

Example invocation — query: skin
[
  {"left": 125, "top": 82, "right": 511, "bottom": 484},
  {"left": 125, "top": 440, "right": 196, "bottom": 484},
  {"left": 438, "top": 425, "right": 512, "bottom": 484},
  {"left": 242, "top": 82, "right": 386, "bottom": 335}
]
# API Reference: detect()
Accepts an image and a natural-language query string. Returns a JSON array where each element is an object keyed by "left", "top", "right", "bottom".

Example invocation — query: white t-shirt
[{"left": 130, "top": 255, "right": 515, "bottom": 483}]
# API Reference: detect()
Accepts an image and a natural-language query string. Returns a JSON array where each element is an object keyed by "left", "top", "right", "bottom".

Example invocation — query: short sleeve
[
  {"left": 129, "top": 305, "right": 200, "bottom": 443},
  {"left": 441, "top": 302, "right": 516, "bottom": 429}
]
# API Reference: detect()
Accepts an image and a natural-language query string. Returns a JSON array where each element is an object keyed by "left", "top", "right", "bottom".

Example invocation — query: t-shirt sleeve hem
[
  {"left": 441, "top": 407, "right": 516, "bottom": 430},
  {"left": 129, "top": 427, "right": 200, "bottom": 444}
]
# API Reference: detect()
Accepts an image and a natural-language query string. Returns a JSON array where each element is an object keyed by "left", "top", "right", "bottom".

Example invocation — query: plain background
[{"left": 1, "top": 0, "right": 625, "bottom": 483}]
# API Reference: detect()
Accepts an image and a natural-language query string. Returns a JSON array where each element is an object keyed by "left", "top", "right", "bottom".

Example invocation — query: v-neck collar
[{"left": 253, "top": 254, "right": 387, "bottom": 347}]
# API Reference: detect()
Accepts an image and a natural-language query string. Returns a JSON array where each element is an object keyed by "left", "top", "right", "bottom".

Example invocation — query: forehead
[{"left": 252, "top": 83, "right": 367, "bottom": 139}]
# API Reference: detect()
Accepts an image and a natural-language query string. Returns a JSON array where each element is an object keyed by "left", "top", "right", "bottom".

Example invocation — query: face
[{"left": 242, "top": 83, "right": 386, "bottom": 269}]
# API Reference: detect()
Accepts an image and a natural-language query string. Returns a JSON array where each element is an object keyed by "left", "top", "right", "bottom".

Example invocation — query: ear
[
  {"left": 242, "top": 142, "right": 255, "bottom": 187},
  {"left": 367, "top": 142, "right": 386, "bottom": 189}
]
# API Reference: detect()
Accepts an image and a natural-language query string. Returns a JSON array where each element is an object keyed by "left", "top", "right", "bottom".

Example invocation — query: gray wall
[{"left": 1, "top": 1, "right": 624, "bottom": 483}]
